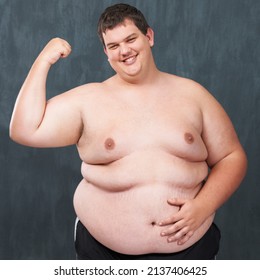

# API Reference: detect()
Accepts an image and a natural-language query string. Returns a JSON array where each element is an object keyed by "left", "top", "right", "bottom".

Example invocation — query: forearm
[
  {"left": 10, "top": 57, "right": 51, "bottom": 140},
  {"left": 195, "top": 148, "right": 247, "bottom": 217}
]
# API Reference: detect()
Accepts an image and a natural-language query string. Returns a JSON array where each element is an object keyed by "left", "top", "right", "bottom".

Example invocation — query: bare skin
[{"left": 10, "top": 20, "right": 247, "bottom": 255}]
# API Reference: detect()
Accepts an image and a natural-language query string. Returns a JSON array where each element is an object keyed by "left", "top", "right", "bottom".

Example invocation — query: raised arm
[{"left": 10, "top": 38, "right": 83, "bottom": 147}]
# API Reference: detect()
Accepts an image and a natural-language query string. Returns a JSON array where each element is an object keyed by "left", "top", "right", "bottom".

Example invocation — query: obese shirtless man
[{"left": 10, "top": 4, "right": 247, "bottom": 260}]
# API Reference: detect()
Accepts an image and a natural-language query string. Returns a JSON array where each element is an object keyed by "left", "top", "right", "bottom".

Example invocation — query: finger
[
  {"left": 160, "top": 220, "right": 184, "bottom": 236},
  {"left": 60, "top": 50, "right": 70, "bottom": 58},
  {"left": 159, "top": 216, "right": 180, "bottom": 226},
  {"left": 167, "top": 197, "right": 187, "bottom": 206},
  {"left": 64, "top": 41, "right": 72, "bottom": 53},
  {"left": 63, "top": 40, "right": 72, "bottom": 49},
  {"left": 177, "top": 230, "right": 194, "bottom": 245},
  {"left": 60, "top": 44, "right": 72, "bottom": 58},
  {"left": 159, "top": 217, "right": 174, "bottom": 226},
  {"left": 159, "top": 211, "right": 183, "bottom": 226},
  {"left": 167, "top": 227, "right": 191, "bottom": 243}
]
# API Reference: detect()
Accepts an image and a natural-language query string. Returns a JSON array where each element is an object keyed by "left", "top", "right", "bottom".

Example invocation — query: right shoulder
[{"left": 66, "top": 82, "right": 105, "bottom": 95}]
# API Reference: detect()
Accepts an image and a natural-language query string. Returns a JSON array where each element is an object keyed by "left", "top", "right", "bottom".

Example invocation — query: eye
[
  {"left": 127, "top": 37, "right": 136, "bottom": 43},
  {"left": 108, "top": 44, "right": 118, "bottom": 50}
]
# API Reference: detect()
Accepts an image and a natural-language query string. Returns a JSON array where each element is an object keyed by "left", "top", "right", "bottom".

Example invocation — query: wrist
[
  {"left": 33, "top": 55, "right": 52, "bottom": 71},
  {"left": 194, "top": 196, "right": 215, "bottom": 219}
]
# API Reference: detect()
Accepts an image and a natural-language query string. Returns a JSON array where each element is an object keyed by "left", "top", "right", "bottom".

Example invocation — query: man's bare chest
[{"left": 77, "top": 95, "right": 207, "bottom": 164}]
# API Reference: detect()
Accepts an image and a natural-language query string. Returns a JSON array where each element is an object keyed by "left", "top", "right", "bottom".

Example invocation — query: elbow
[
  {"left": 9, "top": 123, "right": 18, "bottom": 142},
  {"left": 9, "top": 117, "right": 19, "bottom": 142},
  {"left": 239, "top": 147, "right": 248, "bottom": 179},
  {"left": 207, "top": 146, "right": 248, "bottom": 181},
  {"left": 9, "top": 123, "right": 33, "bottom": 146},
  {"left": 9, "top": 125, "right": 25, "bottom": 145},
  {"left": 229, "top": 146, "right": 248, "bottom": 183},
  {"left": 9, "top": 123, "right": 45, "bottom": 148}
]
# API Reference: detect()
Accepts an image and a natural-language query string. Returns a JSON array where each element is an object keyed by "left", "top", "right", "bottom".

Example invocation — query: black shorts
[{"left": 75, "top": 220, "right": 221, "bottom": 260}]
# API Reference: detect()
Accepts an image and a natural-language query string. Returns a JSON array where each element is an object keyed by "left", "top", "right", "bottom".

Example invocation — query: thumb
[{"left": 167, "top": 197, "right": 187, "bottom": 206}]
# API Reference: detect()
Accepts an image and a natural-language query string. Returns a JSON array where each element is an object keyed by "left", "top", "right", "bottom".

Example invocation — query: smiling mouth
[{"left": 121, "top": 55, "right": 137, "bottom": 65}]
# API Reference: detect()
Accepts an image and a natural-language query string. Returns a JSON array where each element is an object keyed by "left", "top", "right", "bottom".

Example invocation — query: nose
[{"left": 119, "top": 44, "right": 131, "bottom": 56}]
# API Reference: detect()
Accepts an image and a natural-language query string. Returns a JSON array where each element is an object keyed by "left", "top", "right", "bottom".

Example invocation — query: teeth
[
  {"left": 123, "top": 56, "right": 136, "bottom": 63},
  {"left": 125, "top": 57, "right": 134, "bottom": 62}
]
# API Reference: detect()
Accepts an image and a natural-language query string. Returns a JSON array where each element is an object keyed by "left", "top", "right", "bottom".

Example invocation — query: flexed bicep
[
  {"left": 9, "top": 38, "right": 77, "bottom": 147},
  {"left": 30, "top": 91, "right": 84, "bottom": 148},
  {"left": 10, "top": 89, "right": 84, "bottom": 148}
]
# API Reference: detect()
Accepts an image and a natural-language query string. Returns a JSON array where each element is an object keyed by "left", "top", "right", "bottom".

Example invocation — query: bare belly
[{"left": 73, "top": 151, "right": 214, "bottom": 255}]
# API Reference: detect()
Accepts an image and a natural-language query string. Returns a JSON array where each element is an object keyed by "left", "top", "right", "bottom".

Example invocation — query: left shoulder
[
  {"left": 162, "top": 72, "right": 215, "bottom": 102},
  {"left": 162, "top": 72, "right": 206, "bottom": 90}
]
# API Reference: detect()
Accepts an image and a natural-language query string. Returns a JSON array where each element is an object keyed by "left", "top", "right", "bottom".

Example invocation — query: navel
[
  {"left": 184, "top": 132, "right": 194, "bottom": 144},
  {"left": 104, "top": 137, "right": 115, "bottom": 150}
]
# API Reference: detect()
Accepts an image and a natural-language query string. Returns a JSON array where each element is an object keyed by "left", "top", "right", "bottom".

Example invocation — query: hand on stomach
[{"left": 74, "top": 180, "right": 214, "bottom": 255}]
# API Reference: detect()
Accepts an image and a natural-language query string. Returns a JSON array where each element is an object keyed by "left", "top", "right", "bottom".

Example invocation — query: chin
[{"left": 124, "top": 67, "right": 142, "bottom": 78}]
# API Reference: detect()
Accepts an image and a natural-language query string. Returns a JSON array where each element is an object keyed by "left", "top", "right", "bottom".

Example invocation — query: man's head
[{"left": 97, "top": 3, "right": 150, "bottom": 47}]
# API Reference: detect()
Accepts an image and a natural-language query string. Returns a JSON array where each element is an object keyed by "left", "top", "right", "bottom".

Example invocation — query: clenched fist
[{"left": 38, "top": 38, "right": 72, "bottom": 65}]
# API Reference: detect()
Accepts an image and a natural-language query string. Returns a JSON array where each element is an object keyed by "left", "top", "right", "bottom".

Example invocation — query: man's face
[{"left": 103, "top": 19, "right": 154, "bottom": 81}]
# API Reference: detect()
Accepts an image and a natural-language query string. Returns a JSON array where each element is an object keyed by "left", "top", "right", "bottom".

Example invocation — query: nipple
[
  {"left": 184, "top": 132, "right": 194, "bottom": 144},
  {"left": 104, "top": 138, "right": 115, "bottom": 150}
]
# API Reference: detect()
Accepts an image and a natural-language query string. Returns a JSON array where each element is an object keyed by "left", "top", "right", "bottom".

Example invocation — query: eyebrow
[{"left": 106, "top": 33, "right": 138, "bottom": 48}]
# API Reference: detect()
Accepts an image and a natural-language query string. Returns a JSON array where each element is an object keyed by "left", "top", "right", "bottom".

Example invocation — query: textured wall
[{"left": 0, "top": 0, "right": 259, "bottom": 259}]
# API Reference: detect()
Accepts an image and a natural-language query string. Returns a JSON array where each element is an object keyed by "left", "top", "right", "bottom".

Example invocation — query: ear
[
  {"left": 103, "top": 47, "right": 108, "bottom": 56},
  {"left": 146, "top": 28, "right": 154, "bottom": 47}
]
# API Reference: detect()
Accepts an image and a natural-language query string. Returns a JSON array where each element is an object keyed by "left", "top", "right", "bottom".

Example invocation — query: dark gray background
[{"left": 0, "top": 0, "right": 259, "bottom": 259}]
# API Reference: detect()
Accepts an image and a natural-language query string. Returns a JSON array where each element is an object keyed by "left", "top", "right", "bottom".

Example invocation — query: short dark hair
[{"left": 97, "top": 3, "right": 150, "bottom": 47}]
